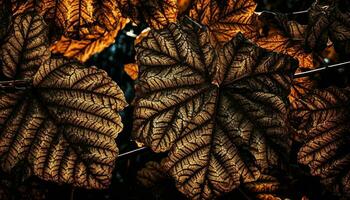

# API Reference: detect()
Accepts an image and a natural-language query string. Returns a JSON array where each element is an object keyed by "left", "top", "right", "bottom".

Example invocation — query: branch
[
  {"left": 118, "top": 146, "right": 148, "bottom": 158},
  {"left": 0, "top": 79, "right": 32, "bottom": 90},
  {"left": 294, "top": 61, "right": 350, "bottom": 78}
]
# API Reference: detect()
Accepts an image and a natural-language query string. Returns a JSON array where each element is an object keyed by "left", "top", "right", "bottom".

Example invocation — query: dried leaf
[
  {"left": 133, "top": 23, "right": 297, "bottom": 199},
  {"left": 251, "top": 13, "right": 316, "bottom": 102},
  {"left": 178, "top": 0, "right": 192, "bottom": 14},
  {"left": 135, "top": 27, "right": 151, "bottom": 45},
  {"left": 0, "top": 13, "right": 127, "bottom": 189},
  {"left": 188, "top": 0, "right": 257, "bottom": 46},
  {"left": 291, "top": 87, "right": 350, "bottom": 197},
  {"left": 305, "top": 0, "right": 350, "bottom": 55},
  {"left": 50, "top": 20, "right": 128, "bottom": 62},
  {"left": 1, "top": 12, "right": 50, "bottom": 79},
  {"left": 243, "top": 175, "right": 282, "bottom": 200},
  {"left": 118, "top": 0, "right": 178, "bottom": 30},
  {"left": 124, "top": 63, "right": 139, "bottom": 80},
  {"left": 137, "top": 160, "right": 167, "bottom": 188}
]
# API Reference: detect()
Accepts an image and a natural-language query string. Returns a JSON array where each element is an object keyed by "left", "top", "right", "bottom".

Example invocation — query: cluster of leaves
[{"left": 0, "top": 0, "right": 350, "bottom": 199}]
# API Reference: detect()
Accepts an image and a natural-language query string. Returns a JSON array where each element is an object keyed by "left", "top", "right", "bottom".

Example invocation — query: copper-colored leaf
[
  {"left": 133, "top": 23, "right": 297, "bottom": 199},
  {"left": 291, "top": 87, "right": 350, "bottom": 198},
  {"left": 1, "top": 12, "right": 50, "bottom": 79},
  {"left": 243, "top": 175, "right": 282, "bottom": 200},
  {"left": 0, "top": 13, "right": 127, "bottom": 189},
  {"left": 305, "top": 0, "right": 350, "bottom": 55},
  {"left": 134, "top": 27, "right": 151, "bottom": 45},
  {"left": 251, "top": 13, "right": 316, "bottom": 102},
  {"left": 178, "top": 0, "right": 192, "bottom": 14},
  {"left": 118, "top": 0, "right": 178, "bottom": 30},
  {"left": 124, "top": 63, "right": 139, "bottom": 80},
  {"left": 188, "top": 0, "right": 257, "bottom": 46},
  {"left": 50, "top": 21, "right": 128, "bottom": 62},
  {"left": 36, "top": 0, "right": 129, "bottom": 62},
  {"left": 137, "top": 160, "right": 167, "bottom": 188}
]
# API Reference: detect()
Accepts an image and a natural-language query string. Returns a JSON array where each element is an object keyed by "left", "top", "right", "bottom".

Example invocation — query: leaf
[
  {"left": 251, "top": 13, "right": 316, "bottom": 102},
  {"left": 291, "top": 87, "right": 350, "bottom": 197},
  {"left": 133, "top": 23, "right": 297, "bottom": 199},
  {"left": 35, "top": 0, "right": 129, "bottom": 62},
  {"left": 124, "top": 63, "right": 139, "bottom": 80},
  {"left": 1, "top": 12, "right": 50, "bottom": 79},
  {"left": 188, "top": 0, "right": 257, "bottom": 46},
  {"left": 137, "top": 160, "right": 167, "bottom": 188},
  {"left": 135, "top": 27, "right": 151, "bottom": 45},
  {"left": 305, "top": 0, "right": 350, "bottom": 55},
  {"left": 50, "top": 20, "right": 128, "bottom": 62},
  {"left": 118, "top": 0, "right": 178, "bottom": 30},
  {"left": 0, "top": 13, "right": 127, "bottom": 189},
  {"left": 242, "top": 175, "right": 282, "bottom": 200},
  {"left": 178, "top": 0, "right": 192, "bottom": 14}
]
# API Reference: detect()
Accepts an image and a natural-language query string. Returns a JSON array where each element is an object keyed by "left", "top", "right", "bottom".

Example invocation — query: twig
[
  {"left": 118, "top": 146, "right": 148, "bottom": 158},
  {"left": 294, "top": 61, "right": 350, "bottom": 78},
  {"left": 183, "top": 15, "right": 205, "bottom": 30}
]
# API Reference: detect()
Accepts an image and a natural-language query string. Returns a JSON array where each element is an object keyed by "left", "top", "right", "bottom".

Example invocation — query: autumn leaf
[
  {"left": 1, "top": 12, "right": 50, "bottom": 79},
  {"left": 36, "top": 0, "right": 129, "bottom": 62},
  {"left": 250, "top": 12, "right": 316, "bottom": 102},
  {"left": 0, "top": 12, "right": 127, "bottom": 189},
  {"left": 305, "top": 0, "right": 350, "bottom": 56},
  {"left": 178, "top": 0, "right": 192, "bottom": 14},
  {"left": 124, "top": 63, "right": 139, "bottom": 80},
  {"left": 118, "top": 0, "right": 178, "bottom": 30},
  {"left": 134, "top": 27, "right": 151, "bottom": 45},
  {"left": 133, "top": 23, "right": 297, "bottom": 199},
  {"left": 137, "top": 160, "right": 168, "bottom": 188},
  {"left": 188, "top": 0, "right": 257, "bottom": 46},
  {"left": 291, "top": 87, "right": 350, "bottom": 198},
  {"left": 242, "top": 175, "right": 282, "bottom": 200}
]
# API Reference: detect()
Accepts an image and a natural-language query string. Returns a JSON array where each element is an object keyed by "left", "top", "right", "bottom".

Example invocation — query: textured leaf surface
[
  {"left": 137, "top": 160, "right": 167, "bottom": 187},
  {"left": 243, "top": 175, "right": 282, "bottom": 200},
  {"left": 189, "top": 0, "right": 257, "bottom": 46},
  {"left": 118, "top": 0, "right": 178, "bottom": 30},
  {"left": 291, "top": 87, "right": 350, "bottom": 197},
  {"left": 0, "top": 13, "right": 127, "bottom": 189},
  {"left": 133, "top": 23, "right": 297, "bottom": 199},
  {"left": 1, "top": 12, "right": 50, "bottom": 79},
  {"left": 251, "top": 13, "right": 316, "bottom": 102},
  {"left": 124, "top": 63, "right": 139, "bottom": 80}
]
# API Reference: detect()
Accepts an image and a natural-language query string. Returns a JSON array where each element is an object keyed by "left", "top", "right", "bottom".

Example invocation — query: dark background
[{"left": 1, "top": 0, "right": 349, "bottom": 199}]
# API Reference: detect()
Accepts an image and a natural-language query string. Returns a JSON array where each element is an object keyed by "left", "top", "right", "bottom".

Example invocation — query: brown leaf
[
  {"left": 178, "top": 0, "right": 192, "bottom": 14},
  {"left": 0, "top": 13, "right": 127, "bottom": 189},
  {"left": 135, "top": 27, "right": 151, "bottom": 45},
  {"left": 251, "top": 13, "right": 316, "bottom": 102},
  {"left": 36, "top": 0, "right": 129, "bottom": 62},
  {"left": 137, "top": 160, "right": 168, "bottom": 188},
  {"left": 243, "top": 175, "right": 282, "bottom": 200},
  {"left": 1, "top": 12, "right": 50, "bottom": 79},
  {"left": 133, "top": 23, "right": 297, "bottom": 199},
  {"left": 118, "top": 0, "right": 178, "bottom": 30},
  {"left": 188, "top": 0, "right": 257, "bottom": 46},
  {"left": 124, "top": 63, "right": 139, "bottom": 80},
  {"left": 50, "top": 20, "right": 128, "bottom": 62},
  {"left": 305, "top": 0, "right": 350, "bottom": 55},
  {"left": 291, "top": 87, "right": 350, "bottom": 198}
]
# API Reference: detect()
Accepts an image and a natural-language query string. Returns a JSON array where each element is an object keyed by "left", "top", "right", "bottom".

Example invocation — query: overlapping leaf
[
  {"left": 124, "top": 63, "right": 139, "bottom": 80},
  {"left": 242, "top": 175, "right": 282, "bottom": 200},
  {"left": 118, "top": 0, "right": 178, "bottom": 30},
  {"left": 250, "top": 13, "right": 316, "bottom": 102},
  {"left": 291, "top": 87, "right": 350, "bottom": 197},
  {"left": 305, "top": 0, "right": 350, "bottom": 56},
  {"left": 137, "top": 160, "right": 168, "bottom": 187},
  {"left": 1, "top": 12, "right": 50, "bottom": 79},
  {"left": 0, "top": 12, "right": 127, "bottom": 189},
  {"left": 188, "top": 0, "right": 257, "bottom": 46},
  {"left": 133, "top": 23, "right": 297, "bottom": 199},
  {"left": 36, "top": 0, "right": 129, "bottom": 62}
]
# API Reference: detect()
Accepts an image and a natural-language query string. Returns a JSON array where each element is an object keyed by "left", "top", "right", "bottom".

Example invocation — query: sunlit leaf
[
  {"left": 188, "top": 0, "right": 257, "bottom": 46},
  {"left": 118, "top": 0, "right": 178, "bottom": 30},
  {"left": 133, "top": 23, "right": 297, "bottom": 199},
  {"left": 291, "top": 87, "right": 350, "bottom": 198},
  {"left": 124, "top": 63, "right": 139, "bottom": 80},
  {"left": 243, "top": 175, "right": 282, "bottom": 200}
]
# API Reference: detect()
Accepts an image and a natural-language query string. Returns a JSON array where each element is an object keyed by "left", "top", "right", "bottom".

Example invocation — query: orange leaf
[{"left": 124, "top": 63, "right": 139, "bottom": 80}]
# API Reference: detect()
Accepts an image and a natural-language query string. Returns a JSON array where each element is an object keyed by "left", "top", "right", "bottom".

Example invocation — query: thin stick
[
  {"left": 294, "top": 61, "right": 350, "bottom": 78},
  {"left": 0, "top": 79, "right": 31, "bottom": 90},
  {"left": 118, "top": 146, "right": 148, "bottom": 158}
]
